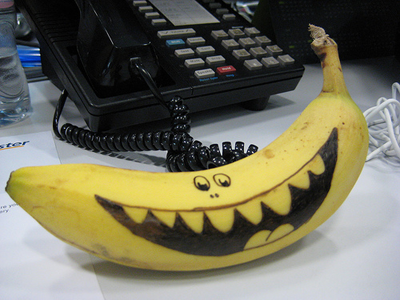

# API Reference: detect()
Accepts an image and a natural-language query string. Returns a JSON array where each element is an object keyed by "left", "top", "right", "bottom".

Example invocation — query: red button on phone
[{"left": 216, "top": 65, "right": 236, "bottom": 75}]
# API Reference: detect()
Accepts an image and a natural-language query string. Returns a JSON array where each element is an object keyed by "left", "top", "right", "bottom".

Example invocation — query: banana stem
[{"left": 309, "top": 25, "right": 350, "bottom": 98}]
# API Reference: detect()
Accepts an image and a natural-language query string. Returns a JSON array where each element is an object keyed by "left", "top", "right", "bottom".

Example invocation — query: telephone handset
[{"left": 74, "top": 0, "right": 160, "bottom": 97}]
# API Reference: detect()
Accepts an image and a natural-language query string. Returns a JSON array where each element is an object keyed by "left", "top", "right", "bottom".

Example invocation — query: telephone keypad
[{"left": 132, "top": 1, "right": 297, "bottom": 82}]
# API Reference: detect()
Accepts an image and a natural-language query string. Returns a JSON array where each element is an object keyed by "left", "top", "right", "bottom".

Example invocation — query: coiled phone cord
[{"left": 52, "top": 58, "right": 258, "bottom": 171}]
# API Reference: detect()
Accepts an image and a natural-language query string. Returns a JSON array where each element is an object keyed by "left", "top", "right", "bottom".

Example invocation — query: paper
[
  {"left": 0, "top": 131, "right": 104, "bottom": 300},
  {"left": 150, "top": 0, "right": 219, "bottom": 26}
]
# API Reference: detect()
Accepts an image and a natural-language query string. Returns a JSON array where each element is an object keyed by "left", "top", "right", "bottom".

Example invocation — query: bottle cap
[{"left": 0, "top": 0, "right": 14, "bottom": 9}]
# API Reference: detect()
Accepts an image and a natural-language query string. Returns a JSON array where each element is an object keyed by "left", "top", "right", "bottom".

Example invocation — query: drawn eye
[
  {"left": 194, "top": 176, "right": 210, "bottom": 191},
  {"left": 213, "top": 173, "right": 231, "bottom": 187}
]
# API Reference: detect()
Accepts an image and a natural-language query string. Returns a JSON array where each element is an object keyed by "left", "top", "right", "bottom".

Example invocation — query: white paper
[
  {"left": 150, "top": 0, "right": 219, "bottom": 26},
  {"left": 0, "top": 131, "right": 104, "bottom": 300}
]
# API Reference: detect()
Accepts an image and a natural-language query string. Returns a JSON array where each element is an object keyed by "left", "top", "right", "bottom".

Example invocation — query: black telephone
[{"left": 17, "top": 0, "right": 304, "bottom": 132}]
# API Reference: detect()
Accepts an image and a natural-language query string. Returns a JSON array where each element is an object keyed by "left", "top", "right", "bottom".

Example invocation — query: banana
[{"left": 5, "top": 25, "right": 369, "bottom": 271}]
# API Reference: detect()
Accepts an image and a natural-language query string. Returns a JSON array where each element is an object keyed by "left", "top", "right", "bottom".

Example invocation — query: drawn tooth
[
  {"left": 259, "top": 185, "right": 291, "bottom": 215},
  {"left": 244, "top": 230, "right": 272, "bottom": 250},
  {"left": 178, "top": 211, "right": 204, "bottom": 233},
  {"left": 289, "top": 154, "right": 325, "bottom": 189},
  {"left": 288, "top": 168, "right": 311, "bottom": 189},
  {"left": 205, "top": 208, "right": 235, "bottom": 233},
  {"left": 151, "top": 210, "right": 177, "bottom": 228},
  {"left": 123, "top": 207, "right": 148, "bottom": 224},
  {"left": 266, "top": 224, "right": 294, "bottom": 243},
  {"left": 307, "top": 154, "right": 325, "bottom": 175},
  {"left": 236, "top": 200, "right": 263, "bottom": 225}
]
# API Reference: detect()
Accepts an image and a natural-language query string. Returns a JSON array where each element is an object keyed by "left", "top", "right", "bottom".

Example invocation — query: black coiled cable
[{"left": 52, "top": 58, "right": 258, "bottom": 172}]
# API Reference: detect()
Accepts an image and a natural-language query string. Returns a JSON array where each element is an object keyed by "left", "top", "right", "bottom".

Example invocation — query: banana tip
[{"left": 5, "top": 171, "right": 14, "bottom": 194}]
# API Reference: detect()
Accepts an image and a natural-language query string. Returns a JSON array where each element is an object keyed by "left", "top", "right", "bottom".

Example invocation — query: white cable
[{"left": 363, "top": 82, "right": 400, "bottom": 162}]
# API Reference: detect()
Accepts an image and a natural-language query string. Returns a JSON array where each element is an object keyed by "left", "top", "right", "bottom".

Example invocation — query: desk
[{"left": 1, "top": 56, "right": 400, "bottom": 299}]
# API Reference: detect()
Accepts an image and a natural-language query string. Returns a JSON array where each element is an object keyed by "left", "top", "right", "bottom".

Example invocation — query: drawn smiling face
[
  {"left": 193, "top": 174, "right": 231, "bottom": 198},
  {"left": 96, "top": 128, "right": 338, "bottom": 257}
]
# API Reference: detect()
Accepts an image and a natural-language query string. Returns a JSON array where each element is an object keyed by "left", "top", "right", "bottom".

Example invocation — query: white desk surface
[{"left": 1, "top": 56, "right": 400, "bottom": 299}]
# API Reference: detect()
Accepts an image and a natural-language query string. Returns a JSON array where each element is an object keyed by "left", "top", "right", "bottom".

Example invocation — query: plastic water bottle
[{"left": 0, "top": 0, "right": 31, "bottom": 127}]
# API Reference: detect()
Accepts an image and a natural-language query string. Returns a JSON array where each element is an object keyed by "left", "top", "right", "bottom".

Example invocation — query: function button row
[
  {"left": 184, "top": 55, "right": 226, "bottom": 69},
  {"left": 193, "top": 65, "right": 237, "bottom": 80},
  {"left": 203, "top": 1, "right": 236, "bottom": 21},
  {"left": 194, "top": 64, "right": 237, "bottom": 80},
  {"left": 175, "top": 46, "right": 216, "bottom": 58},
  {"left": 166, "top": 37, "right": 207, "bottom": 48},
  {"left": 133, "top": 1, "right": 167, "bottom": 26}
]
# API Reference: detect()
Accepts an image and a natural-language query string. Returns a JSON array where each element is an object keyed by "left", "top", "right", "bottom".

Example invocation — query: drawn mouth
[{"left": 96, "top": 128, "right": 338, "bottom": 256}]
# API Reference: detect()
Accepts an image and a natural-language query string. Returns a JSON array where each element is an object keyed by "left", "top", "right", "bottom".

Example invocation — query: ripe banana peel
[{"left": 5, "top": 25, "right": 369, "bottom": 271}]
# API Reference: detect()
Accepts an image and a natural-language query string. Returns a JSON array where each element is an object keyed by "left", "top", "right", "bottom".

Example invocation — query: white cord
[{"left": 363, "top": 82, "right": 400, "bottom": 162}]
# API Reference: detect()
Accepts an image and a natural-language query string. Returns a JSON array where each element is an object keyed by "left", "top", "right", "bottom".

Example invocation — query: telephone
[{"left": 17, "top": 0, "right": 304, "bottom": 132}]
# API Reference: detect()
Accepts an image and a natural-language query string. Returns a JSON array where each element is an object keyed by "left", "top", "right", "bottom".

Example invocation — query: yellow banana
[{"left": 5, "top": 25, "right": 368, "bottom": 271}]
